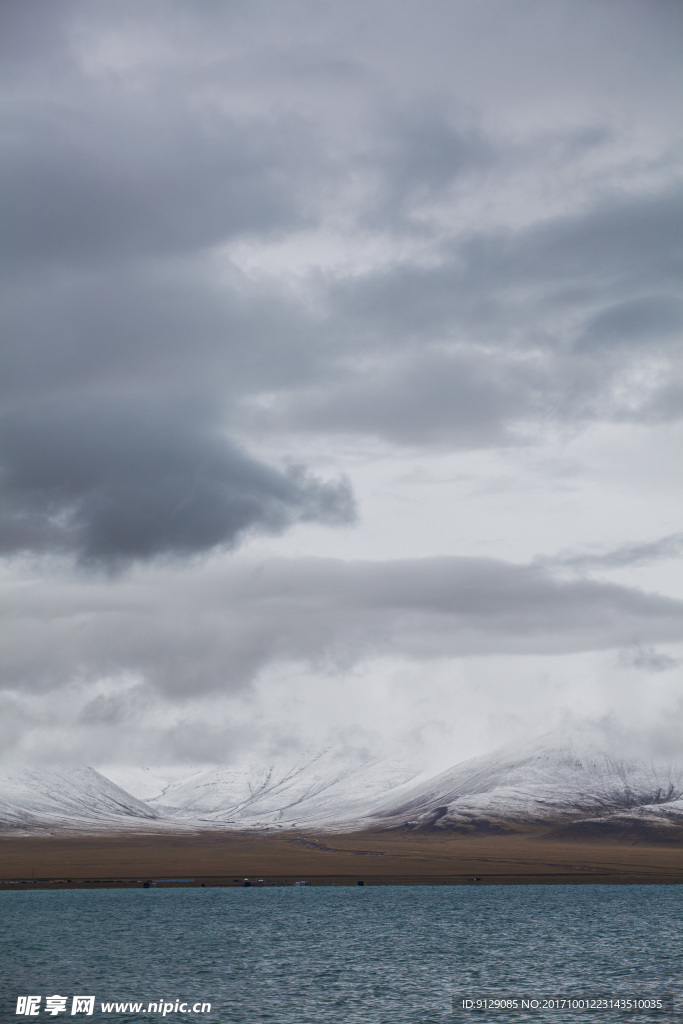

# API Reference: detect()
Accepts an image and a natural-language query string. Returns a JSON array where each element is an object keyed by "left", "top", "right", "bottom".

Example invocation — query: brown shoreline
[{"left": 1, "top": 828, "right": 682, "bottom": 888}]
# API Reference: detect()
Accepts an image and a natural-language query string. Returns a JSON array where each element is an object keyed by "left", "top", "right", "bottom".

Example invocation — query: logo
[{"left": 15, "top": 996, "right": 95, "bottom": 1016}]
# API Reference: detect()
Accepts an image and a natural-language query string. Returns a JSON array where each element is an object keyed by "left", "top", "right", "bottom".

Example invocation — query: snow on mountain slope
[
  {"left": 0, "top": 767, "right": 162, "bottom": 832},
  {"left": 4, "top": 736, "right": 682, "bottom": 835},
  {"left": 545, "top": 800, "right": 683, "bottom": 842},
  {"left": 367, "top": 734, "right": 683, "bottom": 832},
  {"left": 150, "top": 749, "right": 429, "bottom": 829},
  {"left": 97, "top": 765, "right": 207, "bottom": 803}
]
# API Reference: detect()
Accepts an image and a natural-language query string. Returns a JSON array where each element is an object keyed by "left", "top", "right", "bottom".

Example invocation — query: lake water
[{"left": 1, "top": 886, "right": 680, "bottom": 1023}]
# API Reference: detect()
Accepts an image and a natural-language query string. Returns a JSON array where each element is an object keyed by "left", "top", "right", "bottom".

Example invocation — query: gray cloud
[
  {"left": 5, "top": 181, "right": 680, "bottom": 487},
  {"left": 1, "top": 400, "right": 355, "bottom": 564},
  {"left": 344, "top": 185, "right": 683, "bottom": 340},
  {"left": 1, "top": 103, "right": 319, "bottom": 273},
  {"left": 1, "top": 3, "right": 681, "bottom": 498},
  {"left": 578, "top": 296, "right": 683, "bottom": 352},
  {"left": 357, "top": 102, "right": 496, "bottom": 230},
  {"left": 544, "top": 533, "right": 683, "bottom": 572},
  {"left": 279, "top": 185, "right": 683, "bottom": 443},
  {"left": 4, "top": 556, "right": 682, "bottom": 696},
  {"left": 617, "top": 645, "right": 682, "bottom": 674},
  {"left": 273, "top": 347, "right": 533, "bottom": 447}
]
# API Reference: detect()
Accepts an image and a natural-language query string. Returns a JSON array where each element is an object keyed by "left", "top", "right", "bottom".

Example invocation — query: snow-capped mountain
[
  {"left": 544, "top": 797, "right": 683, "bottom": 842},
  {"left": 145, "top": 749, "right": 428, "bottom": 829},
  {"left": 2, "top": 736, "right": 681, "bottom": 836},
  {"left": 0, "top": 766, "right": 163, "bottom": 832},
  {"left": 368, "top": 736, "right": 683, "bottom": 834},
  {"left": 97, "top": 765, "right": 208, "bottom": 803}
]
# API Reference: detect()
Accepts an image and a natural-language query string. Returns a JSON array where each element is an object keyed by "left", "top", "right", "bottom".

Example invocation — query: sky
[{"left": 1, "top": 0, "right": 682, "bottom": 769}]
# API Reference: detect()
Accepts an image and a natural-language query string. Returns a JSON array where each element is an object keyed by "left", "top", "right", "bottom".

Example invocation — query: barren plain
[{"left": 2, "top": 829, "right": 681, "bottom": 888}]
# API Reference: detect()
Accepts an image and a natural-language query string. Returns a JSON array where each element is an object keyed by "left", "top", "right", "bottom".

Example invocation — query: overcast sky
[{"left": 1, "top": 0, "right": 682, "bottom": 768}]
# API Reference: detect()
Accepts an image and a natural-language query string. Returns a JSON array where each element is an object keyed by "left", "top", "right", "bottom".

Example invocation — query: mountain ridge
[
  {"left": 0, "top": 766, "right": 164, "bottom": 834},
  {"left": 2, "top": 737, "right": 681, "bottom": 839}
]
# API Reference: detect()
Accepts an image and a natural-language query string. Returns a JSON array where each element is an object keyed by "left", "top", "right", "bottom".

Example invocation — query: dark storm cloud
[
  {"left": 5, "top": 557, "right": 683, "bottom": 696},
  {"left": 0, "top": 400, "right": 355, "bottom": 564}
]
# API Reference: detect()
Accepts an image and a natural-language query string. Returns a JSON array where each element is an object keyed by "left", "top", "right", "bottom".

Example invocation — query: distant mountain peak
[{"left": 2, "top": 740, "right": 681, "bottom": 838}]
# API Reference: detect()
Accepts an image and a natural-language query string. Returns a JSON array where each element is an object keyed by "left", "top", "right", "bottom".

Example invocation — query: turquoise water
[{"left": 1, "top": 886, "right": 680, "bottom": 1023}]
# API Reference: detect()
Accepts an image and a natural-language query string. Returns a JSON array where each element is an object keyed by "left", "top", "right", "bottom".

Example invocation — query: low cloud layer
[{"left": 5, "top": 556, "right": 682, "bottom": 698}]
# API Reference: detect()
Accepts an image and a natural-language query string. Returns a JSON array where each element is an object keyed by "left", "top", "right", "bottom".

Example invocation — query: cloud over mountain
[{"left": 5, "top": 556, "right": 682, "bottom": 700}]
